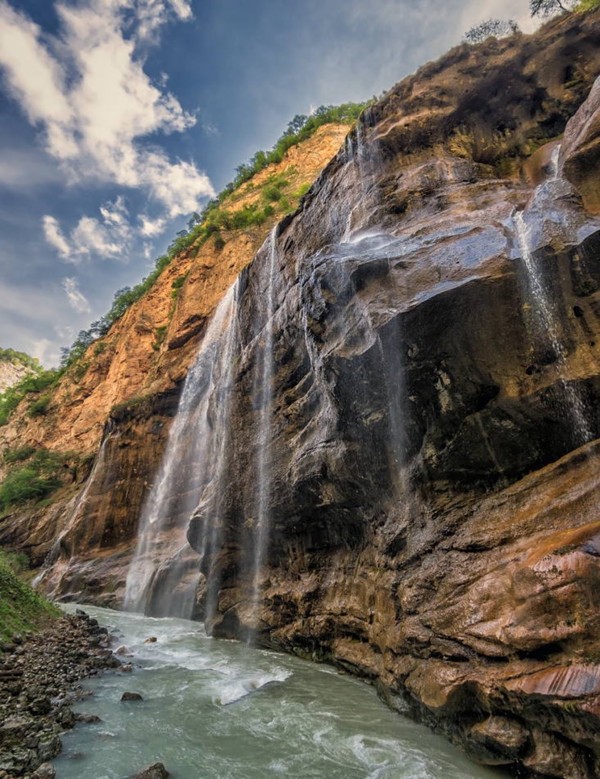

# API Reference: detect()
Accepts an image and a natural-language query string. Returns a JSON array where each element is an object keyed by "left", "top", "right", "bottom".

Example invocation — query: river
[{"left": 53, "top": 605, "right": 503, "bottom": 779}]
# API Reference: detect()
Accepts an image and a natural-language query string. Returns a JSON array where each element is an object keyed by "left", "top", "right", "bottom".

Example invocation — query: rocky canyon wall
[{"left": 2, "top": 10, "right": 600, "bottom": 779}]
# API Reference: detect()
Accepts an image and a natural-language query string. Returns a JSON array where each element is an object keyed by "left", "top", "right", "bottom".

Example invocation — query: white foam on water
[{"left": 213, "top": 669, "right": 292, "bottom": 705}]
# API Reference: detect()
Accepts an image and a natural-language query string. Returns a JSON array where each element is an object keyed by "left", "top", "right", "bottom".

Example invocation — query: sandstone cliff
[{"left": 2, "top": 10, "right": 600, "bottom": 779}]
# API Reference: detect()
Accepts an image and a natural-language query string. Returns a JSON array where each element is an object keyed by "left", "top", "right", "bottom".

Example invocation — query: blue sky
[{"left": 0, "top": 0, "right": 536, "bottom": 365}]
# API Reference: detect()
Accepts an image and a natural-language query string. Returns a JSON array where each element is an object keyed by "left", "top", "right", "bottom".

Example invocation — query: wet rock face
[
  {"left": 562, "top": 75, "right": 600, "bottom": 214},
  {"left": 19, "top": 10, "right": 600, "bottom": 779},
  {"left": 187, "top": 18, "right": 600, "bottom": 779}
]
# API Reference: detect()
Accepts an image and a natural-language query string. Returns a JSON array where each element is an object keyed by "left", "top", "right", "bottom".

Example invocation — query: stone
[
  {"left": 130, "top": 763, "right": 170, "bottom": 779},
  {"left": 143, "top": 637, "right": 157, "bottom": 644},
  {"left": 74, "top": 713, "right": 102, "bottom": 724},
  {"left": 115, "top": 645, "right": 132, "bottom": 655},
  {"left": 121, "top": 692, "right": 143, "bottom": 702},
  {"left": 31, "top": 764, "right": 56, "bottom": 779}
]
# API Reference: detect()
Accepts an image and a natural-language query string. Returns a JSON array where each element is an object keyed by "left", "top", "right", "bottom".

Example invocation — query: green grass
[{"left": 0, "top": 549, "right": 59, "bottom": 642}]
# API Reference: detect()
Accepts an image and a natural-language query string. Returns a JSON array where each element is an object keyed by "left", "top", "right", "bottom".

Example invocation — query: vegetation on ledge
[
  {"left": 0, "top": 549, "right": 59, "bottom": 642},
  {"left": 0, "top": 448, "right": 82, "bottom": 514}
]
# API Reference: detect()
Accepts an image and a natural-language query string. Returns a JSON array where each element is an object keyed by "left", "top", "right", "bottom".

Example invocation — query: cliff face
[
  {"left": 3, "top": 10, "right": 600, "bottom": 779},
  {"left": 0, "top": 358, "right": 35, "bottom": 393},
  {"left": 0, "top": 123, "right": 349, "bottom": 567}
]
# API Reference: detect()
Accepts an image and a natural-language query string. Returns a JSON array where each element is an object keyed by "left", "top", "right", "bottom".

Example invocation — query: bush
[
  {"left": 0, "top": 549, "right": 59, "bottom": 641},
  {"left": 27, "top": 393, "right": 51, "bottom": 417},
  {"left": 0, "top": 348, "right": 40, "bottom": 371},
  {"left": 3, "top": 446, "right": 36, "bottom": 464},
  {"left": 530, "top": 0, "right": 575, "bottom": 15},
  {"left": 0, "top": 448, "right": 73, "bottom": 513}
]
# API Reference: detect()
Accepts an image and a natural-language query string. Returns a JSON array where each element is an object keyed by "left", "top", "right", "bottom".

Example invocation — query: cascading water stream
[
  {"left": 246, "top": 227, "right": 278, "bottom": 641},
  {"left": 32, "top": 430, "right": 113, "bottom": 591},
  {"left": 513, "top": 209, "right": 593, "bottom": 446},
  {"left": 124, "top": 283, "right": 239, "bottom": 618}
]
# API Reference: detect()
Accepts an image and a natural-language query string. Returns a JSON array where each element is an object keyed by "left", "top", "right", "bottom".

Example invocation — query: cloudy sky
[{"left": 0, "top": 0, "right": 537, "bottom": 366}]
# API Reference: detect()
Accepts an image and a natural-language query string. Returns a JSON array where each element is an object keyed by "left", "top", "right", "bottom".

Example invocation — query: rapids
[{"left": 53, "top": 605, "right": 503, "bottom": 779}]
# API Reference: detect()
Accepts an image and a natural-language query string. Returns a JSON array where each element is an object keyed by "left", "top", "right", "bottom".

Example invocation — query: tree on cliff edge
[{"left": 530, "top": 0, "right": 574, "bottom": 15}]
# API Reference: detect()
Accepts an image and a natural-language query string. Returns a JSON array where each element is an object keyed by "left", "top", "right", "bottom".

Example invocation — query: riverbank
[{"left": 0, "top": 610, "right": 119, "bottom": 778}]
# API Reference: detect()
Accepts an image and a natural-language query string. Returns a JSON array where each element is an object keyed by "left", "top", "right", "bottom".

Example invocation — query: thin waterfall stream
[
  {"left": 247, "top": 226, "right": 278, "bottom": 640},
  {"left": 124, "top": 283, "right": 239, "bottom": 618},
  {"left": 513, "top": 210, "right": 593, "bottom": 446}
]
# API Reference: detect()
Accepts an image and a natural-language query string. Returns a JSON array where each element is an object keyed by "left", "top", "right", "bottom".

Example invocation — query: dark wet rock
[
  {"left": 74, "top": 712, "right": 102, "bottom": 724},
  {"left": 130, "top": 763, "right": 170, "bottom": 779},
  {"left": 143, "top": 636, "right": 157, "bottom": 644},
  {"left": 121, "top": 691, "right": 143, "bottom": 702},
  {"left": 115, "top": 645, "right": 132, "bottom": 655}
]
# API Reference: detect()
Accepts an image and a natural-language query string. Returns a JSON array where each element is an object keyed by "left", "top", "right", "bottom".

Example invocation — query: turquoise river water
[{"left": 53, "top": 605, "right": 504, "bottom": 779}]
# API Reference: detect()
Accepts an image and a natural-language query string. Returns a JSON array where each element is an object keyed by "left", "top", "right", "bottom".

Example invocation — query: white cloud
[
  {"left": 0, "top": 0, "right": 213, "bottom": 220},
  {"left": 43, "top": 215, "right": 73, "bottom": 261},
  {"left": 44, "top": 197, "right": 133, "bottom": 260},
  {"left": 31, "top": 338, "right": 60, "bottom": 367},
  {"left": 62, "top": 277, "right": 92, "bottom": 314},
  {"left": 139, "top": 214, "right": 167, "bottom": 237},
  {"left": 135, "top": 0, "right": 193, "bottom": 41}
]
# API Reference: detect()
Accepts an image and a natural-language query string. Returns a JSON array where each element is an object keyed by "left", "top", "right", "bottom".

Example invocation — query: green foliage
[
  {"left": 0, "top": 369, "right": 61, "bottom": 426},
  {"left": 0, "top": 548, "right": 59, "bottom": 642},
  {"left": 464, "top": 18, "right": 519, "bottom": 43},
  {"left": 0, "top": 448, "right": 72, "bottom": 514},
  {"left": 0, "top": 348, "right": 41, "bottom": 372},
  {"left": 293, "top": 182, "right": 312, "bottom": 200},
  {"left": 577, "top": 0, "right": 600, "bottom": 9},
  {"left": 2, "top": 446, "right": 36, "bottom": 465},
  {"left": 214, "top": 234, "right": 226, "bottom": 251},
  {"left": 171, "top": 274, "right": 188, "bottom": 299},
  {"left": 27, "top": 393, "right": 52, "bottom": 417},
  {"left": 152, "top": 325, "right": 168, "bottom": 351}
]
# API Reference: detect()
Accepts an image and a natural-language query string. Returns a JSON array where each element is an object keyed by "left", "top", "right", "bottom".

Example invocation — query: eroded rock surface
[{"left": 3, "top": 10, "right": 600, "bottom": 779}]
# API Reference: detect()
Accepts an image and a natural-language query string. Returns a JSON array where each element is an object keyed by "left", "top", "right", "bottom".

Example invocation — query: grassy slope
[{"left": 0, "top": 551, "right": 59, "bottom": 642}]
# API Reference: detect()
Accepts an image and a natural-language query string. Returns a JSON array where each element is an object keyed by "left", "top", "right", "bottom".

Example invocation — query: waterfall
[
  {"left": 246, "top": 227, "right": 278, "bottom": 640},
  {"left": 32, "top": 429, "right": 114, "bottom": 593},
  {"left": 513, "top": 210, "right": 592, "bottom": 446},
  {"left": 124, "top": 283, "right": 239, "bottom": 618}
]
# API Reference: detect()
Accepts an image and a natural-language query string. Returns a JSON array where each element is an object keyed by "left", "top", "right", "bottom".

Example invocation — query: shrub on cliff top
[
  {"left": 530, "top": 0, "right": 576, "bottom": 15},
  {"left": 464, "top": 19, "right": 519, "bottom": 44}
]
